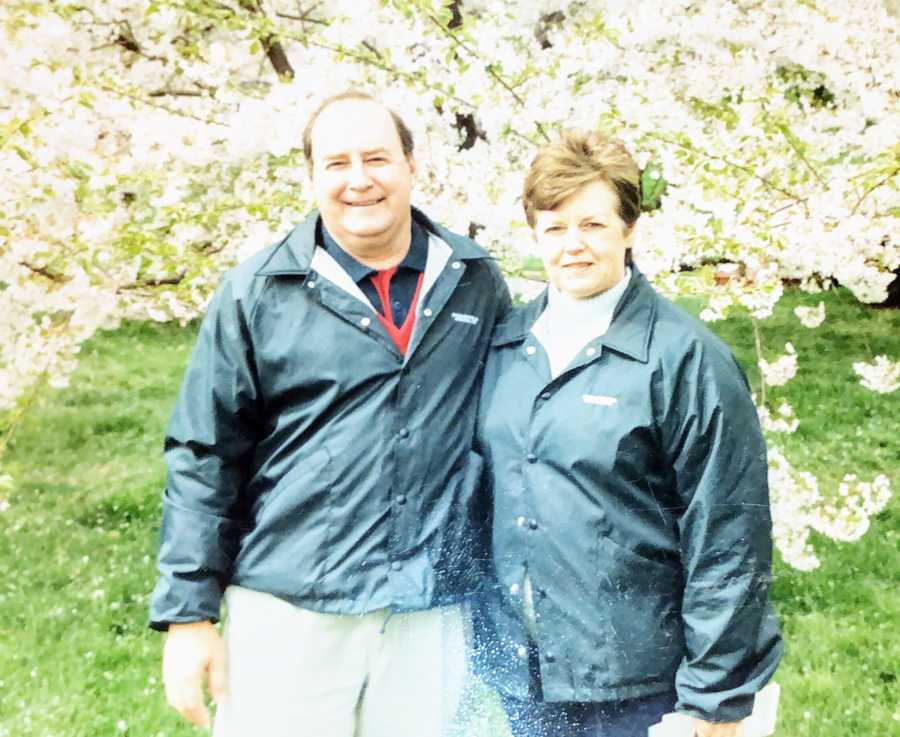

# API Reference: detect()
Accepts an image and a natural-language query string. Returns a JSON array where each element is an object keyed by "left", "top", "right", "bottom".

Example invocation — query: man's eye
[
  {"left": 545, "top": 226, "right": 565, "bottom": 234},
  {"left": 367, "top": 157, "right": 387, "bottom": 164},
  {"left": 326, "top": 161, "right": 348, "bottom": 170},
  {"left": 585, "top": 222, "right": 605, "bottom": 229}
]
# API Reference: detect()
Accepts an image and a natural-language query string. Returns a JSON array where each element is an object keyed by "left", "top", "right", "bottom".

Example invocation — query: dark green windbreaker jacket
[
  {"left": 149, "top": 208, "right": 510, "bottom": 630},
  {"left": 474, "top": 270, "right": 782, "bottom": 723}
]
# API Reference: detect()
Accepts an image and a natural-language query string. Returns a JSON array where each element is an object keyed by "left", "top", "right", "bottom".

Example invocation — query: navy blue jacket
[
  {"left": 150, "top": 208, "right": 510, "bottom": 629},
  {"left": 474, "top": 270, "right": 782, "bottom": 723}
]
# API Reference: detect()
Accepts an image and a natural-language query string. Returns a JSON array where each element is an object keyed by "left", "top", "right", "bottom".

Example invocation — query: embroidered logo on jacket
[
  {"left": 451, "top": 312, "right": 480, "bottom": 325},
  {"left": 582, "top": 394, "right": 618, "bottom": 406}
]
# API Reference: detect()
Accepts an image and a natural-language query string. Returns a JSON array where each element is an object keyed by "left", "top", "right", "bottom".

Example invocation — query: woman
[{"left": 474, "top": 130, "right": 782, "bottom": 737}]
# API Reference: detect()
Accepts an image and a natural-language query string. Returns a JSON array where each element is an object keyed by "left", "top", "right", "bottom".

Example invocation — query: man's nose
[{"left": 347, "top": 161, "right": 373, "bottom": 189}]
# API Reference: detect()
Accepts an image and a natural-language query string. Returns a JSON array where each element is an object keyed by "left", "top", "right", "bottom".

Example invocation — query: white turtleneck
[{"left": 531, "top": 268, "right": 632, "bottom": 378}]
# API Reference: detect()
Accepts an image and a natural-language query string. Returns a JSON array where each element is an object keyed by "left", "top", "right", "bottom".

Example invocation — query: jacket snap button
[
  {"left": 510, "top": 582, "right": 520, "bottom": 595},
  {"left": 451, "top": 261, "right": 462, "bottom": 270},
  {"left": 526, "top": 453, "right": 537, "bottom": 463},
  {"left": 396, "top": 494, "right": 407, "bottom": 505},
  {"left": 516, "top": 645, "right": 528, "bottom": 659},
  {"left": 516, "top": 516, "right": 527, "bottom": 527},
  {"left": 398, "top": 427, "right": 409, "bottom": 438},
  {"left": 360, "top": 316, "right": 371, "bottom": 328},
  {"left": 586, "top": 347, "right": 596, "bottom": 357},
  {"left": 306, "top": 280, "right": 316, "bottom": 289},
  {"left": 390, "top": 561, "right": 402, "bottom": 571},
  {"left": 525, "top": 346, "right": 536, "bottom": 356},
  {"left": 528, "top": 519, "right": 539, "bottom": 531},
  {"left": 423, "top": 307, "right": 433, "bottom": 317}
]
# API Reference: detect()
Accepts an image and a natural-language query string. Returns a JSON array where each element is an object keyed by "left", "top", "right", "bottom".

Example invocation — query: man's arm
[
  {"left": 659, "top": 337, "right": 783, "bottom": 725},
  {"left": 150, "top": 276, "right": 262, "bottom": 724}
]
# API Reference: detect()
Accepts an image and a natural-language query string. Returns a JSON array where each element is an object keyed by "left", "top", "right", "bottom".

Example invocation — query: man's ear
[{"left": 407, "top": 155, "right": 417, "bottom": 176}]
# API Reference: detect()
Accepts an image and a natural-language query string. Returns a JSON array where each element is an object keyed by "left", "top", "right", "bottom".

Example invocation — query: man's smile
[{"left": 344, "top": 197, "right": 386, "bottom": 207}]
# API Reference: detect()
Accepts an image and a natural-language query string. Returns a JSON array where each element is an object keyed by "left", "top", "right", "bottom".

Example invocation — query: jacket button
[
  {"left": 586, "top": 347, "right": 597, "bottom": 357},
  {"left": 306, "top": 280, "right": 316, "bottom": 289},
  {"left": 516, "top": 516, "right": 527, "bottom": 527},
  {"left": 544, "top": 652, "right": 556, "bottom": 663},
  {"left": 516, "top": 645, "right": 528, "bottom": 660},
  {"left": 526, "top": 453, "right": 537, "bottom": 463},
  {"left": 423, "top": 307, "right": 433, "bottom": 317},
  {"left": 510, "top": 583, "right": 520, "bottom": 595},
  {"left": 360, "top": 316, "right": 372, "bottom": 328},
  {"left": 398, "top": 427, "right": 409, "bottom": 438},
  {"left": 396, "top": 494, "right": 407, "bottom": 506},
  {"left": 528, "top": 519, "right": 539, "bottom": 531},
  {"left": 451, "top": 261, "right": 462, "bottom": 270},
  {"left": 390, "top": 561, "right": 402, "bottom": 571},
  {"left": 525, "top": 346, "right": 536, "bottom": 356}
]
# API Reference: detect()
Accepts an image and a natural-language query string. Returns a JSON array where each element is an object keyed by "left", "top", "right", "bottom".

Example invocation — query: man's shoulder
[
  {"left": 222, "top": 218, "right": 313, "bottom": 293},
  {"left": 216, "top": 240, "right": 284, "bottom": 300},
  {"left": 414, "top": 208, "right": 492, "bottom": 262}
]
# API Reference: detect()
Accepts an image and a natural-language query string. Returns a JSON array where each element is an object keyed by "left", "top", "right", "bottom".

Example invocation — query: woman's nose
[{"left": 561, "top": 228, "right": 585, "bottom": 252}]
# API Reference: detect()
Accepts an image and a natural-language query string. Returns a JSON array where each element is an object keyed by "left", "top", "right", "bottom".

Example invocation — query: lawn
[{"left": 0, "top": 286, "right": 897, "bottom": 736}]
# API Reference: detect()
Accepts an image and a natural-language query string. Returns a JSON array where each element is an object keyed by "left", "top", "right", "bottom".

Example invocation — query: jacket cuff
[{"left": 148, "top": 574, "right": 223, "bottom": 631}]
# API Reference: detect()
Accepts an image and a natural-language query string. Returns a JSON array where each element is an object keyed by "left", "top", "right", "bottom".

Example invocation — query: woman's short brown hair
[{"left": 523, "top": 129, "right": 641, "bottom": 230}]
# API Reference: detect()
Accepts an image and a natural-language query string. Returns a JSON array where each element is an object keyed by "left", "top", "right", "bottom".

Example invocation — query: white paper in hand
[{"left": 646, "top": 683, "right": 780, "bottom": 737}]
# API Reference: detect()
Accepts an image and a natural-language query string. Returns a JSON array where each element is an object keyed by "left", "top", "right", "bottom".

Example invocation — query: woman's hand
[{"left": 693, "top": 719, "right": 742, "bottom": 737}]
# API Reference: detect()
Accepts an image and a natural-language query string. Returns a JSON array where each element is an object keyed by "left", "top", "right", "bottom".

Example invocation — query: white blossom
[
  {"left": 759, "top": 343, "right": 799, "bottom": 387},
  {"left": 794, "top": 301, "right": 826, "bottom": 328},
  {"left": 853, "top": 355, "right": 900, "bottom": 394}
]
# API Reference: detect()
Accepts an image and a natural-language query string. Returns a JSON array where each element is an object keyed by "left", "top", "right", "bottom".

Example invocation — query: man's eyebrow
[{"left": 361, "top": 148, "right": 390, "bottom": 157}]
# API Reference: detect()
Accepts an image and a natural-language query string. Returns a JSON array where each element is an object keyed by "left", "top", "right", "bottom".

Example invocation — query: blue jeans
[{"left": 501, "top": 690, "right": 678, "bottom": 737}]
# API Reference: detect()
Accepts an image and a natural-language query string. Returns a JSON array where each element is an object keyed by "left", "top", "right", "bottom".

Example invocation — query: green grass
[{"left": 0, "top": 289, "right": 897, "bottom": 736}]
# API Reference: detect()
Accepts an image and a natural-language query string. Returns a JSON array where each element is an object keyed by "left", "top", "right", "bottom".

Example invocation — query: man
[{"left": 150, "top": 90, "right": 511, "bottom": 737}]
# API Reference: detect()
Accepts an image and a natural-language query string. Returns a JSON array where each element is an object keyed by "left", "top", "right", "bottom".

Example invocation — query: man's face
[
  {"left": 309, "top": 99, "right": 416, "bottom": 254},
  {"left": 533, "top": 179, "right": 632, "bottom": 299}
]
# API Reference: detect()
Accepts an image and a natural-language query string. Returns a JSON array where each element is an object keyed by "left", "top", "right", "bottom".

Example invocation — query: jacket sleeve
[
  {"left": 149, "top": 276, "right": 262, "bottom": 630},
  {"left": 659, "top": 336, "right": 783, "bottom": 722}
]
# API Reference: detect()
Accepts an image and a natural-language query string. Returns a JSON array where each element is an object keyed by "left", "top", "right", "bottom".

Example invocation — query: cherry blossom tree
[{"left": 2, "top": 0, "right": 897, "bottom": 567}]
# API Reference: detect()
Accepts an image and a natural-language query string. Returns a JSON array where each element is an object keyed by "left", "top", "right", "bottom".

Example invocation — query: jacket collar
[
  {"left": 492, "top": 268, "right": 656, "bottom": 363},
  {"left": 254, "top": 206, "right": 489, "bottom": 276}
]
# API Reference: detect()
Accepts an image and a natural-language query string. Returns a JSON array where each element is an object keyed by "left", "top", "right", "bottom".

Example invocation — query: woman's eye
[
  {"left": 327, "top": 161, "right": 348, "bottom": 170},
  {"left": 367, "top": 157, "right": 387, "bottom": 164},
  {"left": 545, "top": 226, "right": 564, "bottom": 234},
  {"left": 585, "top": 222, "right": 605, "bottom": 229}
]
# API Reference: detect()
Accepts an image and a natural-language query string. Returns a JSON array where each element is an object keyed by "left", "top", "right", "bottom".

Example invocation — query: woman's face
[{"left": 533, "top": 179, "right": 633, "bottom": 300}]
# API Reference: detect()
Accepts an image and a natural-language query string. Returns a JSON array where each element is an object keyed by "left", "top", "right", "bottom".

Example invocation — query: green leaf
[{"left": 640, "top": 164, "right": 667, "bottom": 211}]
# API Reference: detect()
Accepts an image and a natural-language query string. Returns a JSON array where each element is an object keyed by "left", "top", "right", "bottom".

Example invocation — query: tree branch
[
  {"left": 118, "top": 272, "right": 187, "bottom": 291},
  {"left": 851, "top": 166, "right": 900, "bottom": 215},
  {"left": 241, "top": 0, "right": 296, "bottom": 78},
  {"left": 421, "top": 10, "right": 550, "bottom": 142},
  {"left": 646, "top": 131, "right": 807, "bottom": 208},
  {"left": 148, "top": 89, "right": 205, "bottom": 98},
  {"left": 100, "top": 84, "right": 223, "bottom": 125},
  {"left": 18, "top": 261, "right": 67, "bottom": 283}
]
